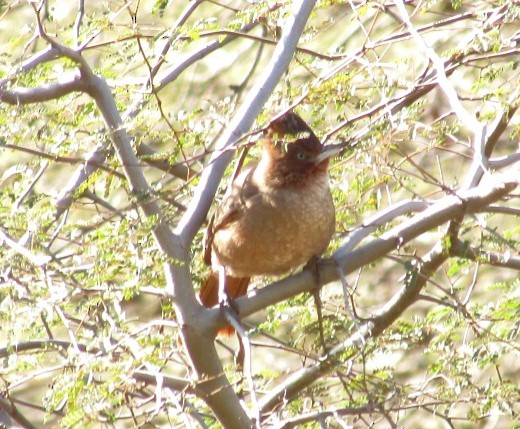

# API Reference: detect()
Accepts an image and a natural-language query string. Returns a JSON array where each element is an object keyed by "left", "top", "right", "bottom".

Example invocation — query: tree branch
[
  {"left": 393, "top": 0, "right": 481, "bottom": 133},
  {"left": 175, "top": 0, "right": 319, "bottom": 246},
  {"left": 258, "top": 241, "right": 448, "bottom": 412},
  {"left": 0, "top": 75, "right": 86, "bottom": 104},
  {"left": 237, "top": 173, "right": 518, "bottom": 411},
  {"left": 0, "top": 397, "right": 38, "bottom": 429},
  {"left": 235, "top": 175, "right": 518, "bottom": 322},
  {"left": 450, "top": 238, "right": 520, "bottom": 271},
  {"left": 0, "top": 45, "right": 58, "bottom": 88}
]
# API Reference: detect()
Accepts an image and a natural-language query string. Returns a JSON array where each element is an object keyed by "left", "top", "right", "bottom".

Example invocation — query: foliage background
[{"left": 1, "top": 0, "right": 520, "bottom": 427}]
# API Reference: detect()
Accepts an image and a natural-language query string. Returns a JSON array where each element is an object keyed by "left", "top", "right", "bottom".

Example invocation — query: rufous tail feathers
[{"left": 199, "top": 272, "right": 250, "bottom": 336}]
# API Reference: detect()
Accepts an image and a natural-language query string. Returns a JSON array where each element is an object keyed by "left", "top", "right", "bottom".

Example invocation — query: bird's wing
[{"left": 203, "top": 164, "right": 259, "bottom": 266}]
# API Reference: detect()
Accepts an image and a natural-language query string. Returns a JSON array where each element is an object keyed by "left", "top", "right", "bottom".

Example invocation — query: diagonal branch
[
  {"left": 393, "top": 0, "right": 491, "bottom": 193},
  {"left": 255, "top": 170, "right": 520, "bottom": 412},
  {"left": 0, "top": 397, "right": 39, "bottom": 429},
  {"left": 175, "top": 0, "right": 319, "bottom": 246},
  {"left": 235, "top": 173, "right": 517, "bottom": 411},
  {"left": 258, "top": 241, "right": 448, "bottom": 412},
  {"left": 449, "top": 239, "right": 520, "bottom": 271},
  {"left": 235, "top": 174, "right": 518, "bottom": 323},
  {"left": 0, "top": 46, "right": 58, "bottom": 88},
  {"left": 82, "top": 67, "right": 251, "bottom": 428},
  {"left": 393, "top": 0, "right": 481, "bottom": 133}
]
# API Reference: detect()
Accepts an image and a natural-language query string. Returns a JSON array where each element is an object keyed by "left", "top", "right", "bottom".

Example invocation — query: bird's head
[{"left": 256, "top": 112, "right": 338, "bottom": 188}]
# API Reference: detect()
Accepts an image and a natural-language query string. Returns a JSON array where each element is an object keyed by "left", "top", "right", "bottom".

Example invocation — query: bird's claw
[
  {"left": 306, "top": 255, "right": 329, "bottom": 355},
  {"left": 305, "top": 255, "right": 322, "bottom": 285}
]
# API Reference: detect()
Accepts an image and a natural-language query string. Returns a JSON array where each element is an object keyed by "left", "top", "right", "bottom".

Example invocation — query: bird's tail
[{"left": 199, "top": 272, "right": 250, "bottom": 336}]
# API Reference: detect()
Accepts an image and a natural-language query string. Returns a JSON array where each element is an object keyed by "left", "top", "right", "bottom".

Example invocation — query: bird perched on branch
[{"left": 200, "top": 111, "right": 338, "bottom": 335}]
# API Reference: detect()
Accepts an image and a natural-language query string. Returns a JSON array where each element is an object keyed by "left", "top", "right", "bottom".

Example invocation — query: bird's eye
[{"left": 296, "top": 152, "right": 306, "bottom": 160}]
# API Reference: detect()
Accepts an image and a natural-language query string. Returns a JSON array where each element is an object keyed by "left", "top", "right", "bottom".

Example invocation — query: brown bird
[{"left": 200, "top": 111, "right": 337, "bottom": 335}]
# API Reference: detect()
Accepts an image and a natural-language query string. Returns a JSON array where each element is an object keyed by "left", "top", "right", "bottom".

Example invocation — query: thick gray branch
[
  {"left": 0, "top": 75, "right": 86, "bottom": 104},
  {"left": 83, "top": 61, "right": 251, "bottom": 429},
  {"left": 258, "top": 242, "right": 448, "bottom": 412},
  {"left": 0, "top": 46, "right": 58, "bottom": 88},
  {"left": 175, "top": 0, "right": 319, "bottom": 246},
  {"left": 235, "top": 175, "right": 518, "bottom": 321},
  {"left": 233, "top": 175, "right": 517, "bottom": 411}
]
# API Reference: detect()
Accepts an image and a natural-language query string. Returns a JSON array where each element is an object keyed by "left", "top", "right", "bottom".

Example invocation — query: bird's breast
[{"left": 212, "top": 176, "right": 335, "bottom": 277}]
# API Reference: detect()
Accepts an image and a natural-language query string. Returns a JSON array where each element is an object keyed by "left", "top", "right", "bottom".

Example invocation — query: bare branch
[
  {"left": 450, "top": 239, "right": 520, "bottom": 271},
  {"left": 0, "top": 75, "right": 86, "bottom": 104},
  {"left": 393, "top": 0, "right": 481, "bottom": 133},
  {"left": 0, "top": 397, "right": 39, "bottom": 429},
  {"left": 175, "top": 0, "right": 319, "bottom": 245},
  {"left": 123, "top": 11, "right": 268, "bottom": 120},
  {"left": 73, "top": 0, "right": 85, "bottom": 46},
  {"left": 0, "top": 227, "right": 51, "bottom": 266},
  {"left": 136, "top": 143, "right": 192, "bottom": 181},
  {"left": 0, "top": 340, "right": 196, "bottom": 394},
  {"left": 0, "top": 46, "right": 58, "bottom": 88},
  {"left": 274, "top": 403, "right": 380, "bottom": 428},
  {"left": 79, "top": 47, "right": 253, "bottom": 429},
  {"left": 148, "top": 0, "right": 206, "bottom": 79},
  {"left": 335, "top": 199, "right": 429, "bottom": 259},
  {"left": 1, "top": 142, "right": 123, "bottom": 179},
  {"left": 490, "top": 152, "right": 520, "bottom": 170},
  {"left": 258, "top": 240, "right": 448, "bottom": 412},
  {"left": 236, "top": 174, "right": 518, "bottom": 323},
  {"left": 54, "top": 142, "right": 111, "bottom": 219}
]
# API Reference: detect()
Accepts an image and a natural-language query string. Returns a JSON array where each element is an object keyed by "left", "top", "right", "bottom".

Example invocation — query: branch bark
[
  {"left": 0, "top": 75, "right": 86, "bottom": 104},
  {"left": 175, "top": 0, "right": 319, "bottom": 246},
  {"left": 81, "top": 72, "right": 251, "bottom": 427},
  {"left": 221, "top": 174, "right": 519, "bottom": 411},
  {"left": 234, "top": 174, "right": 518, "bottom": 322}
]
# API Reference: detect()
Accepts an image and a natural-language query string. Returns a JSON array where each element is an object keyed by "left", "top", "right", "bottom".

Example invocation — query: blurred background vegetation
[{"left": 1, "top": 0, "right": 519, "bottom": 427}]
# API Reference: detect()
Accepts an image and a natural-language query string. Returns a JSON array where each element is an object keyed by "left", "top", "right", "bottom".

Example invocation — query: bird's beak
[{"left": 314, "top": 144, "right": 342, "bottom": 165}]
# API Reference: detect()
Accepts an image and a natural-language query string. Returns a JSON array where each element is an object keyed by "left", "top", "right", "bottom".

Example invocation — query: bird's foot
[
  {"left": 305, "top": 256, "right": 329, "bottom": 356},
  {"left": 305, "top": 255, "right": 322, "bottom": 284}
]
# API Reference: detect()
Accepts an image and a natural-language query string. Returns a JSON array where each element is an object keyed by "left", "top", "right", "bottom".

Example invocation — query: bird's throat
[{"left": 253, "top": 155, "right": 329, "bottom": 190}]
